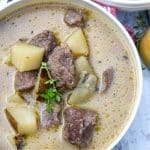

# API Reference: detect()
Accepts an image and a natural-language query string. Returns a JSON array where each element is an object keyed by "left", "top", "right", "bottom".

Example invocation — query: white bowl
[
  {"left": 94, "top": 0, "right": 150, "bottom": 11},
  {"left": 0, "top": 0, "right": 143, "bottom": 149}
]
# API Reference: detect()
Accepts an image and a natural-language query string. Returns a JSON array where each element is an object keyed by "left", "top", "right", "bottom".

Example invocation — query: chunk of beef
[
  {"left": 29, "top": 30, "right": 57, "bottom": 60},
  {"left": 20, "top": 90, "right": 35, "bottom": 105},
  {"left": 38, "top": 103, "right": 62, "bottom": 128},
  {"left": 14, "top": 134, "right": 25, "bottom": 150},
  {"left": 20, "top": 71, "right": 50, "bottom": 104},
  {"left": 47, "top": 46, "right": 76, "bottom": 89},
  {"left": 64, "top": 9, "right": 85, "bottom": 28},
  {"left": 101, "top": 67, "right": 114, "bottom": 93},
  {"left": 15, "top": 70, "right": 38, "bottom": 91},
  {"left": 63, "top": 107, "right": 97, "bottom": 148}
]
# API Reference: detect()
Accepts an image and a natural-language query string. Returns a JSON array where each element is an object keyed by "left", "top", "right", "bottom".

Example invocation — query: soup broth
[{"left": 0, "top": 3, "right": 136, "bottom": 150}]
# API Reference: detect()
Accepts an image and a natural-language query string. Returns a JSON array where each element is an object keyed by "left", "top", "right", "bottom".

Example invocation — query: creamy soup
[{"left": 0, "top": 3, "right": 136, "bottom": 150}]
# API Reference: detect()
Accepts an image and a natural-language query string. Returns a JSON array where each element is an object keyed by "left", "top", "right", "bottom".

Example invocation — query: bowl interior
[{"left": 0, "top": 0, "right": 142, "bottom": 149}]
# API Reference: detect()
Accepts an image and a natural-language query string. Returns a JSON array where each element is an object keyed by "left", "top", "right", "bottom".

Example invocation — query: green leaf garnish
[
  {"left": 40, "top": 62, "right": 62, "bottom": 113},
  {"left": 46, "top": 103, "right": 52, "bottom": 113},
  {"left": 41, "top": 62, "right": 48, "bottom": 70},
  {"left": 44, "top": 79, "right": 56, "bottom": 85},
  {"left": 56, "top": 95, "right": 61, "bottom": 103}
]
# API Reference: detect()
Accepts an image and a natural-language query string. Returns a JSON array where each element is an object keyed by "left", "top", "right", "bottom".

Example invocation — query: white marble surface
[{"left": 113, "top": 69, "right": 150, "bottom": 150}]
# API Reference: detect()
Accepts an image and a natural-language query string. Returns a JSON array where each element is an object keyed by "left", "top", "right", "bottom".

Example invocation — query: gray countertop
[{"left": 113, "top": 69, "right": 150, "bottom": 150}]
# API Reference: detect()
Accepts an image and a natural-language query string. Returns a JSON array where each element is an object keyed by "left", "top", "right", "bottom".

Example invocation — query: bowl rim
[
  {"left": 85, "top": 1, "right": 142, "bottom": 150},
  {"left": 0, "top": 0, "right": 143, "bottom": 149},
  {"left": 93, "top": 0, "right": 150, "bottom": 11},
  {"left": 96, "top": 0, "right": 150, "bottom": 5}
]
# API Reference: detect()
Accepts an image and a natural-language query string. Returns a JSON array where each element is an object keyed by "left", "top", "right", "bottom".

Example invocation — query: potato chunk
[
  {"left": 140, "top": 28, "right": 150, "bottom": 67},
  {"left": 11, "top": 42, "right": 44, "bottom": 72},
  {"left": 66, "top": 29, "right": 88, "bottom": 56},
  {"left": 2, "top": 53, "right": 12, "bottom": 65},
  {"left": 5, "top": 106, "right": 38, "bottom": 135},
  {"left": 68, "top": 73, "right": 97, "bottom": 105},
  {"left": 7, "top": 93, "right": 24, "bottom": 104},
  {"left": 68, "top": 87, "right": 90, "bottom": 105},
  {"left": 75, "top": 56, "right": 93, "bottom": 75}
]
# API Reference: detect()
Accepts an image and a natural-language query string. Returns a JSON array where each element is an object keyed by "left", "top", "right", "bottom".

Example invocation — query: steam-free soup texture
[{"left": 0, "top": 4, "right": 136, "bottom": 150}]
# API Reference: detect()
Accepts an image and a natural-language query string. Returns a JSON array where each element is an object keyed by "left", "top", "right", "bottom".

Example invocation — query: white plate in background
[
  {"left": 94, "top": 0, "right": 150, "bottom": 11},
  {"left": 0, "top": 0, "right": 7, "bottom": 9},
  {"left": 1, "top": 0, "right": 150, "bottom": 11}
]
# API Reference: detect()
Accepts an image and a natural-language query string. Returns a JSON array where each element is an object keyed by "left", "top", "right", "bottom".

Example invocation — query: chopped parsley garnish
[{"left": 40, "top": 62, "right": 61, "bottom": 113}]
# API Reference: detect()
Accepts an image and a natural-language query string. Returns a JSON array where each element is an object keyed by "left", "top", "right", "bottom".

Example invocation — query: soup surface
[{"left": 0, "top": 3, "right": 136, "bottom": 150}]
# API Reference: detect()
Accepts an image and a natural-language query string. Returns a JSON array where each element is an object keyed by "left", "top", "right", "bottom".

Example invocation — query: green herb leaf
[
  {"left": 40, "top": 63, "right": 62, "bottom": 113},
  {"left": 41, "top": 62, "right": 48, "bottom": 69},
  {"left": 44, "top": 79, "right": 56, "bottom": 85},
  {"left": 41, "top": 62, "right": 53, "bottom": 80},
  {"left": 41, "top": 93, "right": 49, "bottom": 100},
  {"left": 41, "top": 87, "right": 62, "bottom": 113},
  {"left": 56, "top": 95, "right": 61, "bottom": 103},
  {"left": 46, "top": 103, "right": 52, "bottom": 113}
]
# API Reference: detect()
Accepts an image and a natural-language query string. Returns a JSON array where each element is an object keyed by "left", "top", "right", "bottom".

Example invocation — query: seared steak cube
[
  {"left": 101, "top": 67, "right": 114, "bottom": 93},
  {"left": 63, "top": 107, "right": 97, "bottom": 148},
  {"left": 47, "top": 46, "right": 76, "bottom": 89},
  {"left": 29, "top": 30, "right": 57, "bottom": 60},
  {"left": 14, "top": 134, "right": 25, "bottom": 150},
  {"left": 38, "top": 103, "right": 62, "bottom": 128},
  {"left": 64, "top": 9, "right": 85, "bottom": 28},
  {"left": 15, "top": 70, "right": 38, "bottom": 91}
]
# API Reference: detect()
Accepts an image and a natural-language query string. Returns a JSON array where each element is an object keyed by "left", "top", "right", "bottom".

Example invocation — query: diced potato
[
  {"left": 66, "top": 29, "right": 89, "bottom": 56},
  {"left": 5, "top": 106, "right": 38, "bottom": 135},
  {"left": 11, "top": 42, "right": 44, "bottom": 72},
  {"left": 2, "top": 53, "right": 12, "bottom": 65},
  {"left": 78, "top": 73, "right": 97, "bottom": 93},
  {"left": 68, "top": 87, "right": 90, "bottom": 105},
  {"left": 75, "top": 56, "right": 93, "bottom": 75},
  {"left": 7, "top": 93, "right": 24, "bottom": 104},
  {"left": 68, "top": 73, "right": 97, "bottom": 105},
  {"left": 140, "top": 28, "right": 150, "bottom": 67}
]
